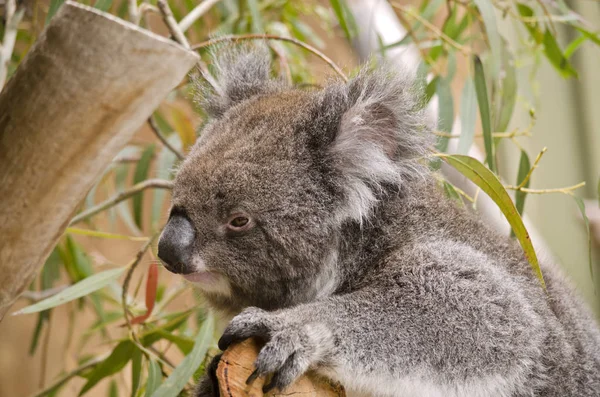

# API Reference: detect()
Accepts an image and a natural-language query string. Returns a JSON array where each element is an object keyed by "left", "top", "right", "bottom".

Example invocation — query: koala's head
[{"left": 158, "top": 44, "right": 431, "bottom": 313}]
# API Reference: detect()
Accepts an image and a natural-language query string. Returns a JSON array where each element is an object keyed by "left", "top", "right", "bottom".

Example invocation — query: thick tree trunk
[{"left": 0, "top": 1, "right": 199, "bottom": 320}]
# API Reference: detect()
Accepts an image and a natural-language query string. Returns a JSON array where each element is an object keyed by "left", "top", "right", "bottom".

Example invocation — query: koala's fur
[{"left": 165, "top": 45, "right": 600, "bottom": 396}]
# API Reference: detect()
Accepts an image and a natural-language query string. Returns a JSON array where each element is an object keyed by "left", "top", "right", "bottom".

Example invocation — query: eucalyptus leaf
[
  {"left": 14, "top": 267, "right": 127, "bottom": 315},
  {"left": 145, "top": 359, "right": 162, "bottom": 397},
  {"left": 473, "top": 0, "right": 501, "bottom": 79},
  {"left": 573, "top": 197, "right": 593, "bottom": 281},
  {"left": 473, "top": 56, "right": 496, "bottom": 173},
  {"left": 435, "top": 77, "right": 454, "bottom": 153},
  {"left": 79, "top": 341, "right": 137, "bottom": 395},
  {"left": 151, "top": 315, "right": 215, "bottom": 397},
  {"left": 438, "top": 154, "right": 545, "bottom": 288},
  {"left": 458, "top": 78, "right": 477, "bottom": 155},
  {"left": 133, "top": 145, "right": 156, "bottom": 229},
  {"left": 514, "top": 150, "right": 531, "bottom": 216},
  {"left": 329, "top": 0, "right": 357, "bottom": 41}
]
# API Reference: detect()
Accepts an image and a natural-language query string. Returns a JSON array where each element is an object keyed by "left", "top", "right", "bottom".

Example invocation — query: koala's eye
[{"left": 226, "top": 214, "right": 252, "bottom": 232}]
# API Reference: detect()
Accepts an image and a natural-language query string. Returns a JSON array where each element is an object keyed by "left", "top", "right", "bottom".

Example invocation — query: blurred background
[{"left": 0, "top": 0, "right": 598, "bottom": 395}]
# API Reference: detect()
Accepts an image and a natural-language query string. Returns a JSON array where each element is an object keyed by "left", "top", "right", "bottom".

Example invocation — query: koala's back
[{"left": 351, "top": 182, "right": 600, "bottom": 396}]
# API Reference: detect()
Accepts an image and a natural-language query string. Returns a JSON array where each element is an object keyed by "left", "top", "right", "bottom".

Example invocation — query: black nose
[{"left": 158, "top": 215, "right": 195, "bottom": 274}]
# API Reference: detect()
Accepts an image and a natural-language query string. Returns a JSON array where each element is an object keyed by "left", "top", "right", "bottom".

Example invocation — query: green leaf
[
  {"left": 542, "top": 29, "right": 578, "bottom": 78},
  {"left": 438, "top": 154, "right": 545, "bottom": 288},
  {"left": 14, "top": 267, "right": 127, "bottom": 315},
  {"left": 116, "top": 164, "right": 142, "bottom": 236},
  {"left": 131, "top": 348, "right": 143, "bottom": 397},
  {"left": 514, "top": 150, "right": 531, "bottom": 216},
  {"left": 443, "top": 181, "right": 464, "bottom": 207},
  {"left": 574, "top": 26, "right": 600, "bottom": 47},
  {"left": 94, "top": 0, "right": 113, "bottom": 12},
  {"left": 79, "top": 341, "right": 137, "bottom": 395},
  {"left": 494, "top": 43, "right": 518, "bottom": 133},
  {"left": 133, "top": 145, "right": 156, "bottom": 229},
  {"left": 516, "top": 3, "right": 543, "bottom": 44},
  {"left": 473, "top": 0, "right": 501, "bottom": 79},
  {"left": 145, "top": 359, "right": 162, "bottom": 397},
  {"left": 246, "top": 0, "right": 263, "bottom": 33},
  {"left": 109, "top": 380, "right": 118, "bottom": 397},
  {"left": 151, "top": 315, "right": 215, "bottom": 397},
  {"left": 435, "top": 77, "right": 454, "bottom": 153},
  {"left": 46, "top": 0, "right": 65, "bottom": 24},
  {"left": 329, "top": 0, "right": 357, "bottom": 41},
  {"left": 154, "top": 329, "right": 194, "bottom": 355},
  {"left": 564, "top": 34, "right": 587, "bottom": 59},
  {"left": 152, "top": 137, "right": 180, "bottom": 231},
  {"left": 458, "top": 78, "right": 477, "bottom": 155},
  {"left": 573, "top": 197, "right": 593, "bottom": 281},
  {"left": 473, "top": 56, "right": 496, "bottom": 173},
  {"left": 425, "top": 76, "right": 439, "bottom": 104}
]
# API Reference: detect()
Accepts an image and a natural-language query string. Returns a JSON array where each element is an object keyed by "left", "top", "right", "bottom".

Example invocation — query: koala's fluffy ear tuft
[
  {"left": 194, "top": 43, "right": 286, "bottom": 117},
  {"left": 323, "top": 64, "right": 434, "bottom": 223}
]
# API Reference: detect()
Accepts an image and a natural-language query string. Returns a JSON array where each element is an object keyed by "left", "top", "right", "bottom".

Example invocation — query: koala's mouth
[{"left": 182, "top": 271, "right": 220, "bottom": 284}]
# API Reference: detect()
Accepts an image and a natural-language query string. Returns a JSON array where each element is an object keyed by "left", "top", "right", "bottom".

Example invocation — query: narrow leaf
[
  {"left": 79, "top": 341, "right": 136, "bottom": 395},
  {"left": 494, "top": 43, "right": 518, "bottom": 133},
  {"left": 14, "top": 267, "right": 127, "bottom": 315},
  {"left": 46, "top": 0, "right": 65, "bottom": 24},
  {"left": 109, "top": 380, "right": 118, "bottom": 397},
  {"left": 564, "top": 34, "right": 587, "bottom": 59},
  {"left": 438, "top": 154, "right": 545, "bottom": 288},
  {"left": 169, "top": 107, "right": 196, "bottom": 150},
  {"left": 94, "top": 0, "right": 113, "bottom": 11},
  {"left": 542, "top": 29, "right": 578, "bottom": 78},
  {"left": 473, "top": 0, "right": 501, "bottom": 78},
  {"left": 66, "top": 228, "right": 148, "bottom": 242},
  {"left": 473, "top": 56, "right": 496, "bottom": 173},
  {"left": 130, "top": 263, "right": 159, "bottom": 325},
  {"left": 131, "top": 348, "right": 143, "bottom": 397},
  {"left": 145, "top": 360, "right": 162, "bottom": 397},
  {"left": 443, "top": 181, "right": 464, "bottom": 207},
  {"left": 435, "top": 77, "right": 454, "bottom": 153},
  {"left": 329, "top": 0, "right": 357, "bottom": 41},
  {"left": 133, "top": 145, "right": 156, "bottom": 229},
  {"left": 514, "top": 150, "right": 531, "bottom": 216},
  {"left": 246, "top": 0, "right": 263, "bottom": 33},
  {"left": 573, "top": 197, "right": 593, "bottom": 281},
  {"left": 151, "top": 315, "right": 215, "bottom": 397},
  {"left": 458, "top": 78, "right": 477, "bottom": 154}
]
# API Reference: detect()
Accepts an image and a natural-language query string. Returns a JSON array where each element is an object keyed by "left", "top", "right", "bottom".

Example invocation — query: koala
[{"left": 157, "top": 45, "right": 600, "bottom": 397}]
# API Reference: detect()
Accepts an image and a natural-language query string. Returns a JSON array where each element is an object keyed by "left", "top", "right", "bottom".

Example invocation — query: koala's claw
[{"left": 222, "top": 307, "right": 331, "bottom": 393}]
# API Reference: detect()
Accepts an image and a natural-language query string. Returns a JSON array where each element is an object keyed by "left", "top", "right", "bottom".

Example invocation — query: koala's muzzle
[{"left": 158, "top": 214, "right": 195, "bottom": 275}]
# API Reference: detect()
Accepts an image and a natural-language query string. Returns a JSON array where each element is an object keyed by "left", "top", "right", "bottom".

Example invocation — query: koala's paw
[{"left": 218, "top": 307, "right": 334, "bottom": 393}]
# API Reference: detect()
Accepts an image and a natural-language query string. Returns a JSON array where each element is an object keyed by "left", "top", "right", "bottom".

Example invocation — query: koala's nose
[{"left": 158, "top": 215, "right": 195, "bottom": 275}]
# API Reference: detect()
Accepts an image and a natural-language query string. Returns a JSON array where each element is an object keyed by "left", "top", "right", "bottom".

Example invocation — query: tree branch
[
  {"left": 191, "top": 34, "right": 348, "bottom": 82},
  {"left": 69, "top": 179, "right": 173, "bottom": 226},
  {"left": 178, "top": 0, "right": 223, "bottom": 33},
  {"left": 148, "top": 117, "right": 184, "bottom": 160}
]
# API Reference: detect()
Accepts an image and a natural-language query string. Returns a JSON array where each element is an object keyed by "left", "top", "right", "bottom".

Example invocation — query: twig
[
  {"left": 433, "top": 129, "right": 532, "bottom": 139},
  {"left": 39, "top": 318, "right": 52, "bottom": 389},
  {"left": 122, "top": 237, "right": 157, "bottom": 331},
  {"left": 128, "top": 0, "right": 139, "bottom": 24},
  {"left": 21, "top": 285, "right": 69, "bottom": 302},
  {"left": 505, "top": 181, "right": 586, "bottom": 195},
  {"left": 69, "top": 179, "right": 173, "bottom": 225},
  {"left": 29, "top": 352, "right": 110, "bottom": 397},
  {"left": 191, "top": 34, "right": 348, "bottom": 82},
  {"left": 179, "top": 0, "right": 223, "bottom": 33},
  {"left": 0, "top": 0, "right": 25, "bottom": 90},
  {"left": 157, "top": 0, "right": 191, "bottom": 49},
  {"left": 148, "top": 117, "right": 184, "bottom": 160},
  {"left": 391, "top": 2, "right": 471, "bottom": 55},
  {"left": 517, "top": 147, "right": 547, "bottom": 189}
]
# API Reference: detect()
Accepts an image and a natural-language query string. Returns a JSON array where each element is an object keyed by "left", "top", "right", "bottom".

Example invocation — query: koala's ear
[
  {"left": 324, "top": 65, "right": 433, "bottom": 223},
  {"left": 194, "top": 43, "right": 285, "bottom": 117}
]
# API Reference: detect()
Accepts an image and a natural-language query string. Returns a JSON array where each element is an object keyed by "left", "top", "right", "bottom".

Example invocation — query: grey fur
[{"left": 159, "top": 45, "right": 600, "bottom": 397}]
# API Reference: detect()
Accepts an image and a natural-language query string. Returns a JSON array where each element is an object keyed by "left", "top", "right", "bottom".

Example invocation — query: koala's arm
[{"left": 219, "top": 242, "right": 546, "bottom": 396}]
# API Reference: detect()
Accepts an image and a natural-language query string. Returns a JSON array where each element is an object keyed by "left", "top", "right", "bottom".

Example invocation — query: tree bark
[
  {"left": 216, "top": 339, "right": 346, "bottom": 397},
  {"left": 0, "top": 1, "right": 199, "bottom": 320}
]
